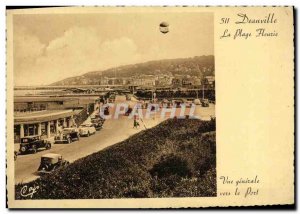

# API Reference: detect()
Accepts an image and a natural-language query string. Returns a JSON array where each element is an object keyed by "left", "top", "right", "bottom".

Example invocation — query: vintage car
[
  {"left": 161, "top": 99, "right": 172, "bottom": 108},
  {"left": 184, "top": 100, "right": 193, "bottom": 108},
  {"left": 37, "top": 153, "right": 69, "bottom": 175},
  {"left": 201, "top": 99, "right": 210, "bottom": 107},
  {"left": 79, "top": 123, "right": 96, "bottom": 136},
  {"left": 91, "top": 118, "right": 104, "bottom": 131},
  {"left": 54, "top": 127, "right": 80, "bottom": 144},
  {"left": 172, "top": 99, "right": 184, "bottom": 108},
  {"left": 125, "top": 107, "right": 133, "bottom": 116},
  {"left": 104, "top": 106, "right": 110, "bottom": 115},
  {"left": 194, "top": 98, "right": 201, "bottom": 105},
  {"left": 180, "top": 99, "right": 193, "bottom": 108},
  {"left": 108, "top": 95, "right": 116, "bottom": 103},
  {"left": 19, "top": 135, "right": 51, "bottom": 154},
  {"left": 142, "top": 101, "right": 150, "bottom": 109}
]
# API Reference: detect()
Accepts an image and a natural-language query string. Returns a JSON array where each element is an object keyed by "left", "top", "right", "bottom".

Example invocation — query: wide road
[{"left": 15, "top": 95, "right": 215, "bottom": 184}]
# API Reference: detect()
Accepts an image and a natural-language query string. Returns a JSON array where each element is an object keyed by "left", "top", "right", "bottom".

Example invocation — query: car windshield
[
  {"left": 80, "top": 124, "right": 91, "bottom": 127},
  {"left": 41, "top": 157, "right": 54, "bottom": 164},
  {"left": 21, "top": 136, "right": 39, "bottom": 143},
  {"left": 21, "top": 138, "right": 29, "bottom": 143}
]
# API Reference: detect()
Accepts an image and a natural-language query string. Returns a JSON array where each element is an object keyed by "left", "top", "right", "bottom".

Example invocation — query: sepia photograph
[
  {"left": 11, "top": 9, "right": 216, "bottom": 199},
  {"left": 6, "top": 6, "right": 294, "bottom": 209}
]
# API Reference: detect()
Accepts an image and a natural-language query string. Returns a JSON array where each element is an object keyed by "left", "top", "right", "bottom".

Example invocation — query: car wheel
[
  {"left": 20, "top": 147, "right": 26, "bottom": 154},
  {"left": 32, "top": 146, "right": 37, "bottom": 154}
]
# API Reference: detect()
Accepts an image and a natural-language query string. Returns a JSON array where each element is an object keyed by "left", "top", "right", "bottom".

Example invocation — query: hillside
[
  {"left": 15, "top": 118, "right": 216, "bottom": 199},
  {"left": 51, "top": 55, "right": 214, "bottom": 85}
]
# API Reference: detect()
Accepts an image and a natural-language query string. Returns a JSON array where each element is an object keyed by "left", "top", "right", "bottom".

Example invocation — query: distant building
[
  {"left": 13, "top": 97, "right": 95, "bottom": 143},
  {"left": 122, "top": 77, "right": 133, "bottom": 85},
  {"left": 182, "top": 77, "right": 194, "bottom": 86},
  {"left": 193, "top": 77, "right": 201, "bottom": 86},
  {"left": 131, "top": 75, "right": 156, "bottom": 86},
  {"left": 202, "top": 76, "right": 215, "bottom": 88},
  {"left": 99, "top": 77, "right": 109, "bottom": 85},
  {"left": 155, "top": 75, "right": 173, "bottom": 86},
  {"left": 172, "top": 77, "right": 182, "bottom": 87},
  {"left": 14, "top": 97, "right": 80, "bottom": 112}
]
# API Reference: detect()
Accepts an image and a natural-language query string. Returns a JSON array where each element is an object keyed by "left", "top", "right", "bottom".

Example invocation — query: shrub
[
  {"left": 198, "top": 118, "right": 216, "bottom": 134},
  {"left": 149, "top": 154, "right": 192, "bottom": 178}
]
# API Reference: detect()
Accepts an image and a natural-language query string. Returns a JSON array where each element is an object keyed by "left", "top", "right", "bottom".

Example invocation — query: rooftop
[
  {"left": 14, "top": 97, "right": 78, "bottom": 103},
  {"left": 14, "top": 109, "right": 82, "bottom": 125}
]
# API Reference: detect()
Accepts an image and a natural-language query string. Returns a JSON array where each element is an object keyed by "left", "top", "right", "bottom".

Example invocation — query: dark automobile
[
  {"left": 173, "top": 99, "right": 183, "bottom": 108},
  {"left": 104, "top": 106, "right": 110, "bottom": 115},
  {"left": 141, "top": 101, "right": 149, "bottom": 109},
  {"left": 91, "top": 118, "right": 104, "bottom": 131},
  {"left": 19, "top": 135, "right": 51, "bottom": 154},
  {"left": 54, "top": 128, "right": 80, "bottom": 144},
  {"left": 201, "top": 99, "right": 209, "bottom": 107},
  {"left": 37, "top": 153, "right": 69, "bottom": 175},
  {"left": 161, "top": 99, "right": 172, "bottom": 108},
  {"left": 125, "top": 107, "right": 133, "bottom": 116}
]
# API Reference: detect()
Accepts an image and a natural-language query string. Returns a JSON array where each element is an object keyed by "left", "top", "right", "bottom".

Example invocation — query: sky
[{"left": 12, "top": 11, "right": 214, "bottom": 86}]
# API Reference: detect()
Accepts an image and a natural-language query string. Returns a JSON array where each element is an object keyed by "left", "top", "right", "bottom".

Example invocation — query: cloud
[
  {"left": 14, "top": 27, "right": 142, "bottom": 85},
  {"left": 13, "top": 27, "right": 45, "bottom": 66}
]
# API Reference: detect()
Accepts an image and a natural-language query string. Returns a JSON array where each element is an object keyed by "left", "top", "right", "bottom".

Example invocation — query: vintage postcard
[{"left": 6, "top": 6, "right": 294, "bottom": 208}]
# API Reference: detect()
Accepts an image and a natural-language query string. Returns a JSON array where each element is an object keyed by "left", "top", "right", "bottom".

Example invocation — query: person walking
[{"left": 133, "top": 115, "right": 140, "bottom": 129}]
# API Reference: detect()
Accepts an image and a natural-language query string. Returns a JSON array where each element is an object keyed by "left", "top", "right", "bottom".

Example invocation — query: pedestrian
[{"left": 133, "top": 115, "right": 140, "bottom": 129}]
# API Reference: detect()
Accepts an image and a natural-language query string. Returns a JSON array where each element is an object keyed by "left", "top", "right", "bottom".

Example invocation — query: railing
[{"left": 14, "top": 109, "right": 47, "bottom": 115}]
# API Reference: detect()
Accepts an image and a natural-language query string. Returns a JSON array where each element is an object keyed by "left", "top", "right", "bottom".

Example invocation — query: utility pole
[{"left": 202, "top": 82, "right": 204, "bottom": 99}]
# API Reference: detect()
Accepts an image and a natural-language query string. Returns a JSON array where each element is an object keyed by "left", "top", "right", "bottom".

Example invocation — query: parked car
[
  {"left": 185, "top": 100, "right": 193, "bottom": 108},
  {"left": 142, "top": 101, "right": 149, "bottom": 109},
  {"left": 161, "top": 99, "right": 171, "bottom": 108},
  {"left": 54, "top": 127, "right": 80, "bottom": 144},
  {"left": 181, "top": 99, "right": 193, "bottom": 108},
  {"left": 19, "top": 135, "right": 51, "bottom": 154},
  {"left": 92, "top": 113, "right": 101, "bottom": 119},
  {"left": 172, "top": 99, "right": 184, "bottom": 108},
  {"left": 194, "top": 98, "right": 201, "bottom": 105},
  {"left": 37, "top": 153, "right": 69, "bottom": 175},
  {"left": 79, "top": 123, "right": 96, "bottom": 137},
  {"left": 201, "top": 99, "right": 209, "bottom": 107},
  {"left": 91, "top": 118, "right": 104, "bottom": 131},
  {"left": 125, "top": 107, "right": 133, "bottom": 116},
  {"left": 104, "top": 106, "right": 110, "bottom": 115},
  {"left": 108, "top": 95, "right": 116, "bottom": 103}
]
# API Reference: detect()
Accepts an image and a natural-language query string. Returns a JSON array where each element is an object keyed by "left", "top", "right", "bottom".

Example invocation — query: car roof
[
  {"left": 41, "top": 153, "right": 61, "bottom": 159},
  {"left": 21, "top": 135, "right": 40, "bottom": 139}
]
